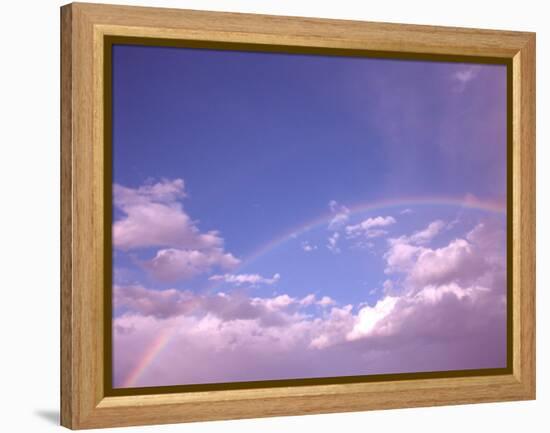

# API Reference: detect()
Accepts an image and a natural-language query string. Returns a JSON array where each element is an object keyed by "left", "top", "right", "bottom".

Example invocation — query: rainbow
[
  {"left": 239, "top": 195, "right": 505, "bottom": 269},
  {"left": 122, "top": 321, "right": 178, "bottom": 388},
  {"left": 120, "top": 195, "right": 506, "bottom": 388}
]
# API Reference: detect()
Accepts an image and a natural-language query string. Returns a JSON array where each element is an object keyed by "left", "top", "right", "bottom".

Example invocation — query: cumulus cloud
[
  {"left": 114, "top": 218, "right": 507, "bottom": 387},
  {"left": 345, "top": 216, "right": 396, "bottom": 239},
  {"left": 407, "top": 238, "right": 486, "bottom": 287},
  {"left": 384, "top": 220, "right": 503, "bottom": 290},
  {"left": 113, "top": 179, "right": 222, "bottom": 251},
  {"left": 143, "top": 248, "right": 239, "bottom": 282},
  {"left": 317, "top": 296, "right": 336, "bottom": 307},
  {"left": 113, "top": 179, "right": 240, "bottom": 281},
  {"left": 115, "top": 285, "right": 307, "bottom": 326},
  {"left": 347, "top": 296, "right": 398, "bottom": 340},
  {"left": 311, "top": 219, "right": 506, "bottom": 353},
  {"left": 209, "top": 273, "right": 281, "bottom": 286},
  {"left": 384, "top": 220, "right": 445, "bottom": 274}
]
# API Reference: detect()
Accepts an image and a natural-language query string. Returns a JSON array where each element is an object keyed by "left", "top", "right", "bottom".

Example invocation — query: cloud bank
[{"left": 114, "top": 218, "right": 507, "bottom": 387}]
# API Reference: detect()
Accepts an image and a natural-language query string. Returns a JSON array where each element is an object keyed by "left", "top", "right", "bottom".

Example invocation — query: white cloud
[
  {"left": 308, "top": 304, "right": 355, "bottom": 349},
  {"left": 327, "top": 232, "right": 341, "bottom": 253},
  {"left": 384, "top": 220, "right": 446, "bottom": 273},
  {"left": 328, "top": 200, "right": 350, "bottom": 230},
  {"left": 114, "top": 285, "right": 196, "bottom": 319},
  {"left": 113, "top": 179, "right": 222, "bottom": 251},
  {"left": 113, "top": 179, "right": 240, "bottom": 281},
  {"left": 209, "top": 273, "right": 280, "bottom": 286},
  {"left": 415, "top": 282, "right": 490, "bottom": 304},
  {"left": 453, "top": 68, "right": 477, "bottom": 84},
  {"left": 347, "top": 296, "right": 398, "bottom": 340},
  {"left": 452, "top": 66, "right": 480, "bottom": 91},
  {"left": 345, "top": 216, "right": 396, "bottom": 239},
  {"left": 408, "top": 220, "right": 445, "bottom": 244},
  {"left": 144, "top": 248, "right": 239, "bottom": 282},
  {"left": 385, "top": 220, "right": 504, "bottom": 289},
  {"left": 298, "top": 294, "right": 335, "bottom": 307},
  {"left": 317, "top": 296, "right": 336, "bottom": 307},
  {"left": 382, "top": 279, "right": 394, "bottom": 294},
  {"left": 300, "top": 294, "right": 316, "bottom": 306},
  {"left": 301, "top": 241, "right": 317, "bottom": 252},
  {"left": 384, "top": 241, "right": 421, "bottom": 274},
  {"left": 408, "top": 239, "right": 480, "bottom": 287},
  {"left": 114, "top": 219, "right": 507, "bottom": 387}
]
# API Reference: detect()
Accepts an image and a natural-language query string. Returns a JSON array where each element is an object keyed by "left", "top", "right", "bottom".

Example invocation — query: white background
[{"left": 0, "top": 0, "right": 546, "bottom": 431}]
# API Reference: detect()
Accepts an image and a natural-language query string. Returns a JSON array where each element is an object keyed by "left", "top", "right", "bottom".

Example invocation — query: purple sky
[{"left": 111, "top": 44, "right": 508, "bottom": 388}]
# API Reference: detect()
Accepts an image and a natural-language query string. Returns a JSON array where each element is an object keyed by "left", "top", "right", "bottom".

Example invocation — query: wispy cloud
[
  {"left": 301, "top": 241, "right": 317, "bottom": 252},
  {"left": 345, "top": 216, "right": 396, "bottom": 239},
  {"left": 327, "top": 232, "right": 341, "bottom": 253},
  {"left": 408, "top": 220, "right": 445, "bottom": 244},
  {"left": 328, "top": 200, "right": 350, "bottom": 231},
  {"left": 452, "top": 66, "right": 480, "bottom": 92},
  {"left": 209, "top": 273, "right": 280, "bottom": 286}
]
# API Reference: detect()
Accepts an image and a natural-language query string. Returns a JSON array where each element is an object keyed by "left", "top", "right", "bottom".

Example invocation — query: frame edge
[
  {"left": 60, "top": 2, "right": 537, "bottom": 429},
  {"left": 515, "top": 32, "right": 536, "bottom": 400},
  {"left": 60, "top": 3, "right": 74, "bottom": 429}
]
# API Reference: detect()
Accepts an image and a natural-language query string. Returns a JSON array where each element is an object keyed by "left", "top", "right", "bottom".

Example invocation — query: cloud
[
  {"left": 114, "top": 219, "right": 507, "bottom": 387},
  {"left": 400, "top": 208, "right": 413, "bottom": 215},
  {"left": 452, "top": 66, "right": 480, "bottom": 92},
  {"left": 384, "top": 240, "right": 421, "bottom": 274},
  {"left": 317, "top": 296, "right": 336, "bottom": 307},
  {"left": 300, "top": 294, "right": 334, "bottom": 307},
  {"left": 407, "top": 220, "right": 445, "bottom": 244},
  {"left": 384, "top": 220, "right": 446, "bottom": 274},
  {"left": 299, "top": 294, "right": 316, "bottom": 306},
  {"left": 313, "top": 219, "right": 506, "bottom": 350},
  {"left": 113, "top": 179, "right": 240, "bottom": 281},
  {"left": 328, "top": 200, "right": 350, "bottom": 230},
  {"left": 327, "top": 232, "right": 341, "bottom": 253},
  {"left": 114, "top": 285, "right": 197, "bottom": 319},
  {"left": 384, "top": 220, "right": 502, "bottom": 288},
  {"left": 453, "top": 67, "right": 478, "bottom": 84},
  {"left": 144, "top": 248, "right": 239, "bottom": 282},
  {"left": 209, "top": 273, "right": 280, "bottom": 286},
  {"left": 346, "top": 216, "right": 396, "bottom": 239},
  {"left": 308, "top": 305, "right": 355, "bottom": 349},
  {"left": 301, "top": 241, "right": 317, "bottom": 252},
  {"left": 347, "top": 296, "right": 398, "bottom": 340},
  {"left": 113, "top": 179, "right": 222, "bottom": 251},
  {"left": 115, "top": 284, "right": 306, "bottom": 326},
  {"left": 407, "top": 238, "right": 486, "bottom": 287}
]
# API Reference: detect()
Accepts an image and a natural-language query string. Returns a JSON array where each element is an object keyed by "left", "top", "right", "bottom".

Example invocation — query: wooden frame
[{"left": 60, "top": 2, "right": 536, "bottom": 429}]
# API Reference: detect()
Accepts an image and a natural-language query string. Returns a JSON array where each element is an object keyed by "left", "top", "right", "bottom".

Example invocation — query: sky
[{"left": 111, "top": 43, "right": 508, "bottom": 388}]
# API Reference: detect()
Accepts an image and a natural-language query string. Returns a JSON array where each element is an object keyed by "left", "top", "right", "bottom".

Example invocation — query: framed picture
[{"left": 60, "top": 3, "right": 535, "bottom": 429}]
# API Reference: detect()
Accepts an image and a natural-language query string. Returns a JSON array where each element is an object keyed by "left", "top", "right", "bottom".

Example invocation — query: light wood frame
[{"left": 60, "top": 2, "right": 536, "bottom": 429}]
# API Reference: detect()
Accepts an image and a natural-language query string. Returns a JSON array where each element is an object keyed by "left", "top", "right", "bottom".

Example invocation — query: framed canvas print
[{"left": 60, "top": 2, "right": 536, "bottom": 429}]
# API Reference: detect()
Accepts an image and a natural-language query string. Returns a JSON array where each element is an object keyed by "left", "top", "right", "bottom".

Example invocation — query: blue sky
[{"left": 111, "top": 43, "right": 508, "bottom": 387}]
